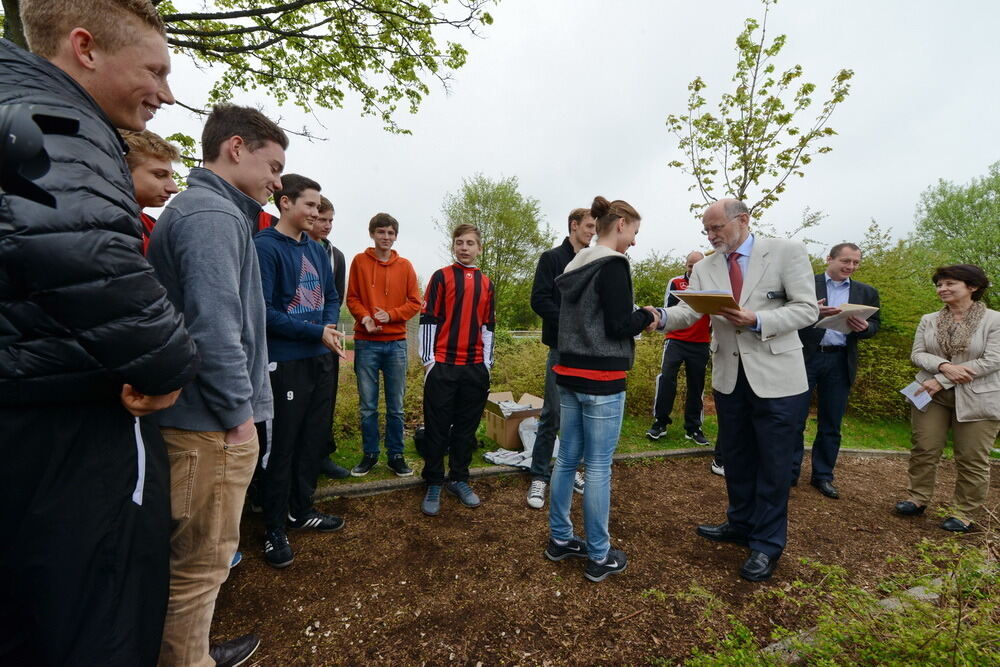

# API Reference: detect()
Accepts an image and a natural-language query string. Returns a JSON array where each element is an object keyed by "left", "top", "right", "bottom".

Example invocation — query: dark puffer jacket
[{"left": 0, "top": 39, "right": 198, "bottom": 406}]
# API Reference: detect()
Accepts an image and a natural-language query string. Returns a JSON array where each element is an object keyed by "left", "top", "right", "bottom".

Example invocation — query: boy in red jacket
[
  {"left": 418, "top": 224, "right": 495, "bottom": 515},
  {"left": 120, "top": 129, "right": 180, "bottom": 255},
  {"left": 346, "top": 213, "right": 422, "bottom": 476}
]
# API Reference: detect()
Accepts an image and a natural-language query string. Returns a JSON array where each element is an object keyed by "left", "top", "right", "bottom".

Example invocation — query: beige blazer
[
  {"left": 663, "top": 237, "right": 819, "bottom": 398},
  {"left": 911, "top": 308, "right": 1000, "bottom": 422}
]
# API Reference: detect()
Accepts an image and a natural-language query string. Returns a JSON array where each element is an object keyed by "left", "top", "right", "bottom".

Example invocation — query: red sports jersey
[
  {"left": 257, "top": 211, "right": 277, "bottom": 233},
  {"left": 140, "top": 212, "right": 156, "bottom": 256},
  {"left": 665, "top": 275, "right": 711, "bottom": 343},
  {"left": 419, "top": 263, "right": 495, "bottom": 366}
]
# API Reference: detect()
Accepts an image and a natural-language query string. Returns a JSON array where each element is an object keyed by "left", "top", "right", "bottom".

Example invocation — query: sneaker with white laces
[
  {"left": 288, "top": 510, "right": 344, "bottom": 532},
  {"left": 263, "top": 528, "right": 293, "bottom": 568},
  {"left": 573, "top": 470, "right": 585, "bottom": 495},
  {"left": 446, "top": 480, "right": 481, "bottom": 508},
  {"left": 544, "top": 536, "right": 587, "bottom": 561},
  {"left": 584, "top": 547, "right": 628, "bottom": 582},
  {"left": 710, "top": 458, "right": 725, "bottom": 477},
  {"left": 685, "top": 430, "right": 711, "bottom": 446},
  {"left": 526, "top": 479, "right": 547, "bottom": 509}
]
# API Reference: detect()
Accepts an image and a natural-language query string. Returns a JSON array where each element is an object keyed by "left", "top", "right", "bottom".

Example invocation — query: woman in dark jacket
[{"left": 543, "top": 196, "right": 656, "bottom": 582}]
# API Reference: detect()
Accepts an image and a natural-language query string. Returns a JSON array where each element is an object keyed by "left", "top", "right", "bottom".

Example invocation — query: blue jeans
[
  {"left": 548, "top": 387, "right": 626, "bottom": 562},
  {"left": 354, "top": 339, "right": 408, "bottom": 456}
]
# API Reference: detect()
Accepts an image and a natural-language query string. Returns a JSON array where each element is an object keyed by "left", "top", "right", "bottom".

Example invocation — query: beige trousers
[
  {"left": 908, "top": 388, "right": 999, "bottom": 518},
  {"left": 157, "top": 428, "right": 258, "bottom": 667}
]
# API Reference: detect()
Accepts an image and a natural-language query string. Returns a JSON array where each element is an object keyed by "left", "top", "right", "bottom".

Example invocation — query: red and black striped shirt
[{"left": 419, "top": 263, "right": 495, "bottom": 366}]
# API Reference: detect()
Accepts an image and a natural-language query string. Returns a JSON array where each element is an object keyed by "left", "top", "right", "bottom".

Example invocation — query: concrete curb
[{"left": 314, "top": 447, "right": 921, "bottom": 501}]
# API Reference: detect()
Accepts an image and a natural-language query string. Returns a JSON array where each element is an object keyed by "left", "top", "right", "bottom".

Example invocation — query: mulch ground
[{"left": 212, "top": 456, "right": 998, "bottom": 665}]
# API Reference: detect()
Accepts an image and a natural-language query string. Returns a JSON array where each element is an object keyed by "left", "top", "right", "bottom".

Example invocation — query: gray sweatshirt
[{"left": 147, "top": 167, "right": 274, "bottom": 431}]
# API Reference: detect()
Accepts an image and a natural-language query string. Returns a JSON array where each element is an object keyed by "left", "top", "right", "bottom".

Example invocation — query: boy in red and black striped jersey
[
  {"left": 120, "top": 129, "right": 180, "bottom": 255},
  {"left": 417, "top": 224, "right": 495, "bottom": 515}
]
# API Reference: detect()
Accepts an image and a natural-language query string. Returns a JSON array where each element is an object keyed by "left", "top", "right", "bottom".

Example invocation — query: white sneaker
[
  {"left": 526, "top": 479, "right": 547, "bottom": 509},
  {"left": 573, "top": 471, "right": 585, "bottom": 494},
  {"left": 710, "top": 459, "right": 725, "bottom": 477}
]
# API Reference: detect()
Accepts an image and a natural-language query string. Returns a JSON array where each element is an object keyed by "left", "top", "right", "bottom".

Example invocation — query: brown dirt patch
[{"left": 212, "top": 456, "right": 997, "bottom": 665}]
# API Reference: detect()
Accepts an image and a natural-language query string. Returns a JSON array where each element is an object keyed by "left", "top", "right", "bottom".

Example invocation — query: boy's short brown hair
[
  {"left": 119, "top": 129, "right": 180, "bottom": 170},
  {"left": 21, "top": 0, "right": 166, "bottom": 59},
  {"left": 452, "top": 223, "right": 482, "bottom": 244},
  {"left": 369, "top": 213, "right": 398, "bottom": 234},
  {"left": 201, "top": 104, "right": 288, "bottom": 163},
  {"left": 318, "top": 196, "right": 335, "bottom": 215}
]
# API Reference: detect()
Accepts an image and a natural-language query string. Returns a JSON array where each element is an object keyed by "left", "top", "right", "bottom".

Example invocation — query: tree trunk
[{"left": 2, "top": 0, "right": 27, "bottom": 49}]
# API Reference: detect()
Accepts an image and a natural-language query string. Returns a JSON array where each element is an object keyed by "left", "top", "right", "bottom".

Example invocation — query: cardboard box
[{"left": 483, "top": 392, "right": 544, "bottom": 450}]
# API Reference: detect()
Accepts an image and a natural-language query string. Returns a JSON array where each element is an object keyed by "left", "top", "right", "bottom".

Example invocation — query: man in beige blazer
[{"left": 657, "top": 199, "right": 819, "bottom": 581}]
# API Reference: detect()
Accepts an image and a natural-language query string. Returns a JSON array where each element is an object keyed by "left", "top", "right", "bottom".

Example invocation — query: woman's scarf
[{"left": 936, "top": 301, "right": 986, "bottom": 359}]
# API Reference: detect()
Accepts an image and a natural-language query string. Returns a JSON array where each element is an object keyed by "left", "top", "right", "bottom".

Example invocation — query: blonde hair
[
  {"left": 21, "top": 0, "right": 166, "bottom": 59},
  {"left": 452, "top": 223, "right": 482, "bottom": 244},
  {"left": 119, "top": 129, "right": 180, "bottom": 170}
]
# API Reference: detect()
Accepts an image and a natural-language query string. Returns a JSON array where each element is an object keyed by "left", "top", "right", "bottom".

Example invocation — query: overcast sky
[{"left": 152, "top": 0, "right": 1000, "bottom": 284}]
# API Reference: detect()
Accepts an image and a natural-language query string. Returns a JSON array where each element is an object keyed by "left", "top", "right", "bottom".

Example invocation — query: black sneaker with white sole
[
  {"left": 351, "top": 453, "right": 378, "bottom": 477},
  {"left": 584, "top": 548, "right": 628, "bottom": 582},
  {"left": 387, "top": 454, "right": 413, "bottom": 477},
  {"left": 263, "top": 528, "right": 293, "bottom": 568},
  {"left": 544, "top": 537, "right": 588, "bottom": 561},
  {"left": 685, "top": 429, "right": 710, "bottom": 446},
  {"left": 646, "top": 421, "right": 668, "bottom": 440},
  {"left": 289, "top": 510, "right": 345, "bottom": 532}
]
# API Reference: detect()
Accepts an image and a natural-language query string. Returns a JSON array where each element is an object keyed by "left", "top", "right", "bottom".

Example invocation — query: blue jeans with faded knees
[
  {"left": 354, "top": 339, "right": 408, "bottom": 456},
  {"left": 548, "top": 388, "right": 626, "bottom": 562}
]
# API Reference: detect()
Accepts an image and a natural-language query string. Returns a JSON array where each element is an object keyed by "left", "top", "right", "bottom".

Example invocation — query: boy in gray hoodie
[{"left": 147, "top": 104, "right": 287, "bottom": 667}]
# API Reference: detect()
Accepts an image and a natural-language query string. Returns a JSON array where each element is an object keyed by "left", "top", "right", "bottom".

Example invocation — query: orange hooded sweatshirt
[{"left": 346, "top": 248, "right": 422, "bottom": 341}]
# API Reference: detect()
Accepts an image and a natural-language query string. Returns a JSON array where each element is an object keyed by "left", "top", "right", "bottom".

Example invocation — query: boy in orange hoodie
[{"left": 346, "top": 213, "right": 422, "bottom": 476}]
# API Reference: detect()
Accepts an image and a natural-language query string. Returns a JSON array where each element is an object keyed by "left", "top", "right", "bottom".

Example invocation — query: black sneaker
[
  {"left": 685, "top": 430, "right": 711, "bottom": 446},
  {"left": 584, "top": 548, "right": 628, "bottom": 582},
  {"left": 319, "top": 458, "right": 351, "bottom": 479},
  {"left": 351, "top": 453, "right": 378, "bottom": 477},
  {"left": 646, "top": 421, "right": 668, "bottom": 440},
  {"left": 289, "top": 510, "right": 345, "bottom": 532},
  {"left": 387, "top": 454, "right": 413, "bottom": 477},
  {"left": 544, "top": 537, "right": 588, "bottom": 561},
  {"left": 264, "top": 528, "right": 294, "bottom": 568}
]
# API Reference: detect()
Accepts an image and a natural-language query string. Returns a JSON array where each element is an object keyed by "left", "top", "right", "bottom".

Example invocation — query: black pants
[
  {"left": 0, "top": 403, "right": 170, "bottom": 667},
  {"left": 792, "top": 349, "right": 852, "bottom": 483},
  {"left": 324, "top": 354, "right": 341, "bottom": 458},
  {"left": 714, "top": 364, "right": 807, "bottom": 559},
  {"left": 259, "top": 354, "right": 336, "bottom": 530},
  {"left": 653, "top": 339, "right": 710, "bottom": 434},
  {"left": 421, "top": 363, "right": 490, "bottom": 485}
]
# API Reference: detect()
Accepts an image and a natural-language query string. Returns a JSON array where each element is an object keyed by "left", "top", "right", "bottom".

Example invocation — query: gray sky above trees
[{"left": 151, "top": 0, "right": 1000, "bottom": 285}]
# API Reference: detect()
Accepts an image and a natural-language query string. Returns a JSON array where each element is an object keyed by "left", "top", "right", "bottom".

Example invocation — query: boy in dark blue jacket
[{"left": 254, "top": 174, "right": 346, "bottom": 568}]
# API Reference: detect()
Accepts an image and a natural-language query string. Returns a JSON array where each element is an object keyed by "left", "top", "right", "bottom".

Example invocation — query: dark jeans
[
  {"left": 421, "top": 362, "right": 490, "bottom": 485},
  {"left": 792, "top": 348, "right": 852, "bottom": 483},
  {"left": 714, "top": 364, "right": 807, "bottom": 559},
  {"left": 653, "top": 338, "right": 710, "bottom": 434},
  {"left": 529, "top": 348, "right": 561, "bottom": 482},
  {"left": 260, "top": 353, "right": 336, "bottom": 529},
  {"left": 0, "top": 403, "right": 170, "bottom": 666}
]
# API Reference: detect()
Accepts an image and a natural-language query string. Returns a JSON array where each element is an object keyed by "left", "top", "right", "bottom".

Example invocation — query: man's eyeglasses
[{"left": 700, "top": 220, "right": 732, "bottom": 236}]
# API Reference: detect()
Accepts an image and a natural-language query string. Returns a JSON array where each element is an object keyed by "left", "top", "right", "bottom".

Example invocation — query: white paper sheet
[
  {"left": 900, "top": 382, "right": 932, "bottom": 411},
  {"left": 814, "top": 303, "right": 880, "bottom": 334}
]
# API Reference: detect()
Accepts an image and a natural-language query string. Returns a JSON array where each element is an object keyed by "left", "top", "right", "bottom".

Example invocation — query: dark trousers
[
  {"left": 324, "top": 354, "right": 341, "bottom": 458},
  {"left": 0, "top": 403, "right": 170, "bottom": 667},
  {"left": 259, "top": 354, "right": 336, "bottom": 529},
  {"left": 529, "top": 348, "right": 560, "bottom": 481},
  {"left": 714, "top": 365, "right": 807, "bottom": 559},
  {"left": 421, "top": 362, "right": 490, "bottom": 485},
  {"left": 653, "top": 339, "right": 710, "bottom": 435},
  {"left": 792, "top": 349, "right": 852, "bottom": 483}
]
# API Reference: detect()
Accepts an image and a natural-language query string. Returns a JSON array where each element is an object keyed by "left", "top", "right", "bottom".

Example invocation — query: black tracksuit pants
[
  {"left": 324, "top": 355, "right": 340, "bottom": 458},
  {"left": 259, "top": 354, "right": 336, "bottom": 530},
  {"left": 421, "top": 362, "right": 490, "bottom": 485},
  {"left": 0, "top": 403, "right": 170, "bottom": 667}
]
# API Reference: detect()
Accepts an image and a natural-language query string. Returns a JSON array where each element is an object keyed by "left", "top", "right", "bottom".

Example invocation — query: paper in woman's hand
[{"left": 900, "top": 381, "right": 932, "bottom": 411}]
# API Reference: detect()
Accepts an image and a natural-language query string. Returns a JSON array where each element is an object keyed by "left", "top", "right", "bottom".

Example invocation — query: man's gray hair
[{"left": 723, "top": 199, "right": 749, "bottom": 219}]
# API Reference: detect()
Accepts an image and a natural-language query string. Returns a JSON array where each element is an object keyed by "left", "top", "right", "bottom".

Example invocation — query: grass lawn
[{"left": 319, "top": 411, "right": 916, "bottom": 489}]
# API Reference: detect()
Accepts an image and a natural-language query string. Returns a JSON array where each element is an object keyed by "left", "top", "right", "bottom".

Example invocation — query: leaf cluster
[{"left": 665, "top": 0, "right": 853, "bottom": 219}]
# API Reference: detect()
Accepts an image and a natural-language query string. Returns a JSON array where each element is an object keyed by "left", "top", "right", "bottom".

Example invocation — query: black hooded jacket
[{"left": 0, "top": 39, "right": 198, "bottom": 406}]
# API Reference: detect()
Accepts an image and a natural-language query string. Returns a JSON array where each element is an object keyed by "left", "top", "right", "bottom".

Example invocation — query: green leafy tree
[
  {"left": 630, "top": 251, "right": 686, "bottom": 308},
  {"left": 436, "top": 174, "right": 553, "bottom": 329},
  {"left": 665, "top": 0, "right": 853, "bottom": 221},
  {"left": 912, "top": 161, "right": 1000, "bottom": 308},
  {"left": 1, "top": 0, "right": 494, "bottom": 133}
]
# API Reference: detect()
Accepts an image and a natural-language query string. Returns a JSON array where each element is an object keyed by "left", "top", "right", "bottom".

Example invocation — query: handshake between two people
[{"left": 640, "top": 305, "right": 759, "bottom": 330}]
